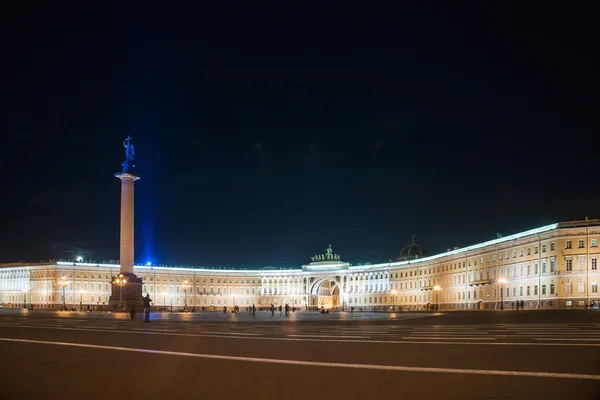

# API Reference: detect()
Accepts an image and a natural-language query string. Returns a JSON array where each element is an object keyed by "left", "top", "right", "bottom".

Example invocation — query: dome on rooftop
[{"left": 397, "top": 237, "right": 427, "bottom": 261}]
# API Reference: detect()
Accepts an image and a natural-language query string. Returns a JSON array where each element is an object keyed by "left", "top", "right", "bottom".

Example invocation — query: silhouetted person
[
  {"left": 143, "top": 294, "right": 152, "bottom": 322},
  {"left": 129, "top": 303, "right": 136, "bottom": 320},
  {"left": 285, "top": 303, "right": 290, "bottom": 316}
]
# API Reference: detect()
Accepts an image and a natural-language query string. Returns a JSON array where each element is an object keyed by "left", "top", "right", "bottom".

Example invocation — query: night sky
[{"left": 1, "top": 4, "right": 598, "bottom": 267}]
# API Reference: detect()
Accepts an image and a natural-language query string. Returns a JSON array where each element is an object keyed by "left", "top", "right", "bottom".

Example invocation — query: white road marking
[
  {"left": 402, "top": 337, "right": 495, "bottom": 341},
  {"left": 201, "top": 332, "right": 260, "bottom": 336},
  {"left": 1, "top": 324, "right": 599, "bottom": 347},
  {"left": 288, "top": 335, "right": 370, "bottom": 339},
  {"left": 534, "top": 338, "right": 600, "bottom": 342},
  {"left": 410, "top": 333, "right": 490, "bottom": 336},
  {"left": 0, "top": 337, "right": 598, "bottom": 381}
]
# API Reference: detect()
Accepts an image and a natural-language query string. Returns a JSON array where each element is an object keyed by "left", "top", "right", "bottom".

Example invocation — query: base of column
[{"left": 108, "top": 272, "right": 144, "bottom": 312}]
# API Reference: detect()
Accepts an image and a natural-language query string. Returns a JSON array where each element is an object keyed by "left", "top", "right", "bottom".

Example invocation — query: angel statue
[{"left": 123, "top": 135, "right": 135, "bottom": 161}]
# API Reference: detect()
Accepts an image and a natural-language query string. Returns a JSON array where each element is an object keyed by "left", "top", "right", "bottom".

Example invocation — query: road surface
[{"left": 0, "top": 309, "right": 598, "bottom": 399}]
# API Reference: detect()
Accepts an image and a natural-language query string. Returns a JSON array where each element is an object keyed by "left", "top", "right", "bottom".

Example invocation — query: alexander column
[{"left": 109, "top": 136, "right": 143, "bottom": 311}]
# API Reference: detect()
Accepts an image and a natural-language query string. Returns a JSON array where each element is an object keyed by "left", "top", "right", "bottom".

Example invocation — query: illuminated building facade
[{"left": 1, "top": 219, "right": 599, "bottom": 311}]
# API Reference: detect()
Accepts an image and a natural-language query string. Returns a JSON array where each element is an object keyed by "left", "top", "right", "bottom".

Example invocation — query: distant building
[{"left": 1, "top": 219, "right": 599, "bottom": 310}]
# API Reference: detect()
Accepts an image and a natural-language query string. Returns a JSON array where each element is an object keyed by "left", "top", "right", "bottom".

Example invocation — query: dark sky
[{"left": 1, "top": 4, "right": 598, "bottom": 267}]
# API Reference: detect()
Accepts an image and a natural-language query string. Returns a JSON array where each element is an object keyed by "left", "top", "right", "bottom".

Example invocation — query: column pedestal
[{"left": 108, "top": 272, "right": 144, "bottom": 311}]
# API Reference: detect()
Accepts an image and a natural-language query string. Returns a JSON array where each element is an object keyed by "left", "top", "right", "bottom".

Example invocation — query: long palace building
[{"left": 1, "top": 219, "right": 599, "bottom": 311}]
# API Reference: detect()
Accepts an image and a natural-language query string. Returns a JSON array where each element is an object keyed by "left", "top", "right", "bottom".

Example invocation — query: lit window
[{"left": 592, "top": 239, "right": 598, "bottom": 248}]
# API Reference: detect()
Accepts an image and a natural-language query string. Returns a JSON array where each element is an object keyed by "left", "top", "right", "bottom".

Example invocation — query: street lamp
[
  {"left": 498, "top": 278, "right": 507, "bottom": 310},
  {"left": 391, "top": 289, "right": 397, "bottom": 311},
  {"left": 182, "top": 280, "right": 190, "bottom": 312},
  {"left": 79, "top": 290, "right": 85, "bottom": 311},
  {"left": 22, "top": 288, "right": 28, "bottom": 309},
  {"left": 114, "top": 274, "right": 127, "bottom": 311},
  {"left": 58, "top": 277, "right": 69, "bottom": 311},
  {"left": 434, "top": 285, "right": 441, "bottom": 311}
]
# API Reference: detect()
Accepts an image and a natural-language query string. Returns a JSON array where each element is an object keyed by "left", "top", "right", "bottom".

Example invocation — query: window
[
  {"left": 542, "top": 285, "right": 546, "bottom": 295},
  {"left": 527, "top": 286, "right": 531, "bottom": 296},
  {"left": 592, "top": 258, "right": 598, "bottom": 271},
  {"left": 566, "top": 283, "right": 572, "bottom": 294},
  {"left": 512, "top": 250, "right": 516, "bottom": 258},
  {"left": 550, "top": 284, "right": 555, "bottom": 294},
  {"left": 550, "top": 259, "right": 556, "bottom": 273},
  {"left": 534, "top": 262, "right": 539, "bottom": 275},
  {"left": 578, "top": 282, "right": 585, "bottom": 294},
  {"left": 592, "top": 239, "right": 598, "bottom": 248},
  {"left": 513, "top": 287, "right": 516, "bottom": 296},
  {"left": 527, "top": 248, "right": 531, "bottom": 256},
  {"left": 550, "top": 243, "right": 555, "bottom": 251},
  {"left": 592, "top": 282, "right": 598, "bottom": 293},
  {"left": 519, "top": 286, "right": 523, "bottom": 296},
  {"left": 519, "top": 249, "right": 523, "bottom": 257},
  {"left": 534, "top": 246, "right": 538, "bottom": 254},
  {"left": 566, "top": 300, "right": 572, "bottom": 306},
  {"left": 542, "top": 260, "right": 547, "bottom": 274},
  {"left": 566, "top": 241, "right": 572, "bottom": 249},
  {"left": 578, "top": 257, "right": 585, "bottom": 271},
  {"left": 566, "top": 259, "right": 573, "bottom": 271},
  {"left": 578, "top": 240, "right": 585, "bottom": 248},
  {"left": 527, "top": 265, "right": 531, "bottom": 276}
]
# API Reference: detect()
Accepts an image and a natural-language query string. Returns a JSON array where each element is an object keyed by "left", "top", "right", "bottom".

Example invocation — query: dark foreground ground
[{"left": 0, "top": 309, "right": 598, "bottom": 399}]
